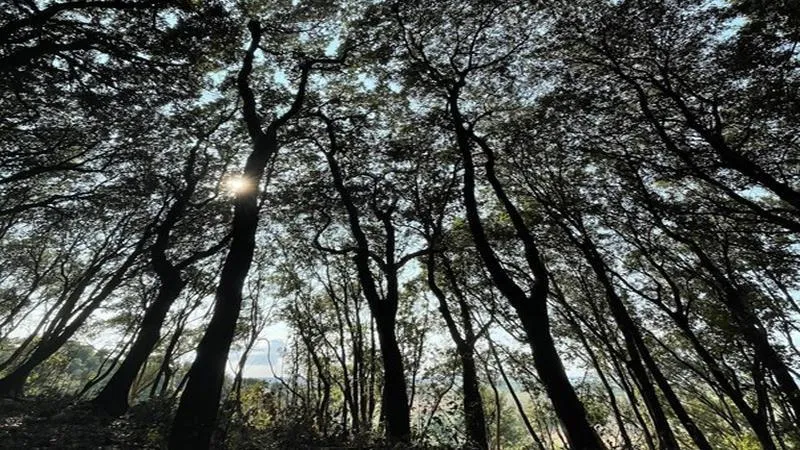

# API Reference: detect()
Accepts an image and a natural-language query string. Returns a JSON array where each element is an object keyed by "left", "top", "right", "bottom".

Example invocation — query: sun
[{"left": 224, "top": 175, "right": 252, "bottom": 195}]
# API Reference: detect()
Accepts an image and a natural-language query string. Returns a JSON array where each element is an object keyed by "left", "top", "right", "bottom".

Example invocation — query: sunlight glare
[{"left": 225, "top": 175, "right": 252, "bottom": 195}]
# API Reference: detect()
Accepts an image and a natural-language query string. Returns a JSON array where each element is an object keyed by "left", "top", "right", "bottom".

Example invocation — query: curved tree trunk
[
  {"left": 633, "top": 171, "right": 800, "bottom": 422},
  {"left": 92, "top": 110, "right": 229, "bottom": 416},
  {"left": 0, "top": 242, "right": 142, "bottom": 398},
  {"left": 570, "top": 229, "right": 695, "bottom": 450},
  {"left": 317, "top": 114, "right": 412, "bottom": 442},
  {"left": 488, "top": 339, "right": 547, "bottom": 450},
  {"left": 92, "top": 275, "right": 184, "bottom": 415},
  {"left": 168, "top": 20, "right": 312, "bottom": 449},
  {"left": 448, "top": 90, "right": 605, "bottom": 449},
  {"left": 425, "top": 251, "right": 489, "bottom": 450},
  {"left": 167, "top": 182, "right": 260, "bottom": 448}
]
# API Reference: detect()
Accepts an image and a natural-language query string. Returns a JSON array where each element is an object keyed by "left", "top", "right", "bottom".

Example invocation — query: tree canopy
[{"left": 1, "top": 1, "right": 798, "bottom": 449}]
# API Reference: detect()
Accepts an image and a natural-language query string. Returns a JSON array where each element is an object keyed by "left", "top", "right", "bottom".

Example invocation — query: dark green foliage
[{"left": 1, "top": 0, "right": 799, "bottom": 448}]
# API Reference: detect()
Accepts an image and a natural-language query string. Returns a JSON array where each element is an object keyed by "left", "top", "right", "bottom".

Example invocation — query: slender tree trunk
[
  {"left": 575, "top": 304, "right": 658, "bottom": 450},
  {"left": 298, "top": 323, "right": 331, "bottom": 434},
  {"left": 571, "top": 234, "right": 685, "bottom": 450},
  {"left": 632, "top": 163, "right": 800, "bottom": 421},
  {"left": 154, "top": 310, "right": 190, "bottom": 398},
  {"left": 580, "top": 285, "right": 709, "bottom": 450},
  {"left": 484, "top": 360, "right": 502, "bottom": 450},
  {"left": 631, "top": 240, "right": 779, "bottom": 448},
  {"left": 425, "top": 252, "right": 489, "bottom": 450},
  {"left": 636, "top": 334, "right": 712, "bottom": 450},
  {"left": 559, "top": 303, "right": 635, "bottom": 450},
  {"left": 0, "top": 245, "right": 140, "bottom": 397},
  {"left": 449, "top": 89, "right": 605, "bottom": 449},
  {"left": 725, "top": 292, "right": 800, "bottom": 420},
  {"left": 169, "top": 19, "right": 311, "bottom": 448},
  {"left": 673, "top": 315, "right": 777, "bottom": 449},
  {"left": 488, "top": 340, "right": 546, "bottom": 450},
  {"left": 317, "top": 114, "right": 411, "bottom": 442},
  {"left": 92, "top": 275, "right": 184, "bottom": 415},
  {"left": 367, "top": 317, "right": 377, "bottom": 428},
  {"left": 77, "top": 333, "right": 133, "bottom": 399}
]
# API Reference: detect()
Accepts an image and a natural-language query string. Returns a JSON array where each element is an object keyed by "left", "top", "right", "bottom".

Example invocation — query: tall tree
[
  {"left": 91, "top": 107, "right": 233, "bottom": 416},
  {"left": 168, "top": 16, "right": 341, "bottom": 447}
]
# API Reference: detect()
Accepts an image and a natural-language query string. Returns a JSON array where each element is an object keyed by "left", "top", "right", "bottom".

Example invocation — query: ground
[
  {"left": 0, "top": 397, "right": 426, "bottom": 449},
  {"left": 0, "top": 398, "right": 169, "bottom": 449}
]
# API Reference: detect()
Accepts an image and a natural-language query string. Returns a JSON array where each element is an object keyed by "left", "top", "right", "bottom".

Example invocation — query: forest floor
[
  {"left": 0, "top": 397, "right": 415, "bottom": 449},
  {"left": 0, "top": 397, "right": 167, "bottom": 449}
]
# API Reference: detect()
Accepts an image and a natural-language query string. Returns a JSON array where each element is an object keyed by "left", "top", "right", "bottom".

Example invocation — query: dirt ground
[{"left": 0, "top": 398, "right": 168, "bottom": 449}]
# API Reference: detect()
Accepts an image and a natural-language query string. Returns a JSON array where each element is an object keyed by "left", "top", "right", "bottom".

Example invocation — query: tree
[
  {"left": 168, "top": 12, "right": 342, "bottom": 447},
  {"left": 1, "top": 1, "right": 799, "bottom": 449}
]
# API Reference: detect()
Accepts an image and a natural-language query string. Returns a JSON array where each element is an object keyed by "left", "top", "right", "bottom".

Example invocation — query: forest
[{"left": 1, "top": 0, "right": 799, "bottom": 449}]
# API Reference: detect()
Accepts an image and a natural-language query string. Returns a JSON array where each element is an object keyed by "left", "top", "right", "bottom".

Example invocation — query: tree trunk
[
  {"left": 92, "top": 275, "right": 184, "bottom": 415},
  {"left": 449, "top": 89, "right": 605, "bottom": 450},
  {"left": 674, "top": 315, "right": 776, "bottom": 450},
  {"left": 374, "top": 319, "right": 411, "bottom": 442},
  {"left": 425, "top": 252, "right": 489, "bottom": 450},
  {"left": 0, "top": 367, "right": 28, "bottom": 398},
  {"left": 488, "top": 339, "right": 546, "bottom": 450},
  {"left": 167, "top": 196, "right": 258, "bottom": 448},
  {"left": 317, "top": 114, "right": 411, "bottom": 443},
  {"left": 725, "top": 291, "right": 800, "bottom": 421},
  {"left": 559, "top": 302, "right": 635, "bottom": 450},
  {"left": 484, "top": 359, "right": 502, "bottom": 450},
  {"left": 0, "top": 246, "right": 140, "bottom": 398},
  {"left": 657, "top": 202, "right": 800, "bottom": 421},
  {"left": 574, "top": 235, "right": 685, "bottom": 450},
  {"left": 169, "top": 19, "right": 310, "bottom": 449},
  {"left": 515, "top": 299, "right": 606, "bottom": 449},
  {"left": 460, "top": 349, "right": 490, "bottom": 450}
]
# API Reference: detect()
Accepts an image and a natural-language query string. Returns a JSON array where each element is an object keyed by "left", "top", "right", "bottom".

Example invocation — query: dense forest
[{"left": 1, "top": 0, "right": 799, "bottom": 449}]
